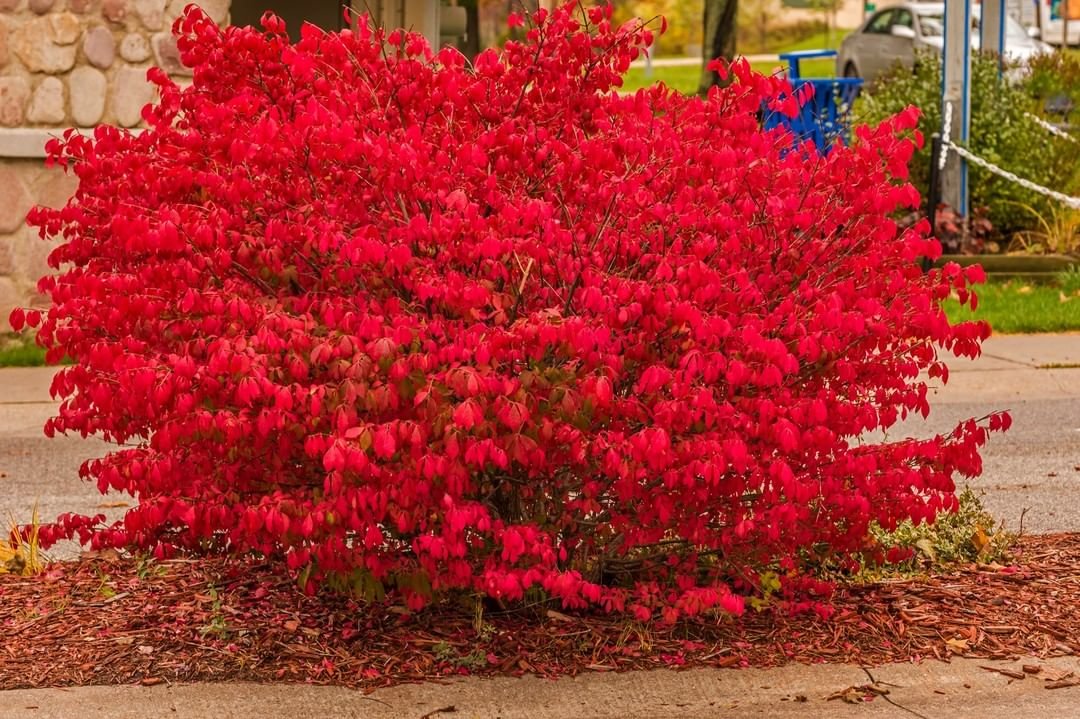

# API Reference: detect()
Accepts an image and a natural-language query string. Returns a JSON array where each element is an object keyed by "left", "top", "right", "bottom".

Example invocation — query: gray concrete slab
[
  {"left": 971, "top": 333, "right": 1080, "bottom": 369},
  {"left": 928, "top": 367, "right": 1080, "bottom": 403},
  {"left": 1, "top": 657, "right": 1077, "bottom": 718},
  {"left": 0, "top": 366, "right": 59, "bottom": 404}
]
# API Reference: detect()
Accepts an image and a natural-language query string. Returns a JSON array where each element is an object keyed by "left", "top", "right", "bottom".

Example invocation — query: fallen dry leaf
[
  {"left": 945, "top": 637, "right": 970, "bottom": 654},
  {"left": 826, "top": 686, "right": 863, "bottom": 704}
]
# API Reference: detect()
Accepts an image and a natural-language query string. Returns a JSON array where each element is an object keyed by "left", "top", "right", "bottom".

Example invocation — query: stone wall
[
  {"left": 0, "top": 0, "right": 231, "bottom": 321},
  {"left": 0, "top": 157, "right": 76, "bottom": 312}
]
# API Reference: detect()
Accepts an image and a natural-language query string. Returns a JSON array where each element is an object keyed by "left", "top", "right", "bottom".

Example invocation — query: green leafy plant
[
  {"left": 1005, "top": 201, "right": 1080, "bottom": 256},
  {"left": 94, "top": 568, "right": 117, "bottom": 599},
  {"left": 1026, "top": 50, "right": 1080, "bottom": 113},
  {"left": 863, "top": 487, "right": 1013, "bottom": 578},
  {"left": 432, "top": 641, "right": 488, "bottom": 670},
  {"left": 134, "top": 554, "right": 168, "bottom": 581},
  {"left": 0, "top": 508, "right": 47, "bottom": 576},
  {"left": 199, "top": 586, "right": 230, "bottom": 639},
  {"left": 1060, "top": 265, "right": 1080, "bottom": 294},
  {"left": 858, "top": 51, "right": 1079, "bottom": 240}
]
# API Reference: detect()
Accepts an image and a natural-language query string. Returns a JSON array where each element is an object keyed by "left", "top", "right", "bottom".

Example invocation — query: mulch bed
[{"left": 1, "top": 534, "right": 1078, "bottom": 692}]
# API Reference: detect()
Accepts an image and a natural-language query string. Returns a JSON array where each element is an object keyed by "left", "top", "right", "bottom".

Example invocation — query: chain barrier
[
  {"left": 1023, "top": 111, "right": 1078, "bottom": 144},
  {"left": 939, "top": 102, "right": 952, "bottom": 171},
  {"left": 944, "top": 142, "right": 1080, "bottom": 210},
  {"left": 937, "top": 101, "right": 1080, "bottom": 210}
]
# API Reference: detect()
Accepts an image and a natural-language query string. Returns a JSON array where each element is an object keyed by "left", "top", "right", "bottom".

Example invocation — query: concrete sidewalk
[
  {"left": 935, "top": 333, "right": 1080, "bottom": 403},
  {"left": 1, "top": 657, "right": 1078, "bottom": 718}
]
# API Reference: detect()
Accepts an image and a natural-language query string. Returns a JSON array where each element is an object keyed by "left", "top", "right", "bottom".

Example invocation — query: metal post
[
  {"left": 1065, "top": 0, "right": 1071, "bottom": 49},
  {"left": 979, "top": 0, "right": 1007, "bottom": 77},
  {"left": 941, "top": 0, "right": 971, "bottom": 217}
]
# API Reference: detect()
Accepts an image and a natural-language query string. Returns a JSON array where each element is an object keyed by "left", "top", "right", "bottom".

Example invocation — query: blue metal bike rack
[{"left": 761, "top": 49, "right": 863, "bottom": 154}]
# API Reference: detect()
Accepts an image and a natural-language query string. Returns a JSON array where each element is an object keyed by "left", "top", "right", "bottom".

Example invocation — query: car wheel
[{"left": 843, "top": 62, "right": 860, "bottom": 79}]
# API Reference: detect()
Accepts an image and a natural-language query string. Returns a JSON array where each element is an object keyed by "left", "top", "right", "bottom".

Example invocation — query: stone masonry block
[{"left": 0, "top": 166, "right": 33, "bottom": 234}]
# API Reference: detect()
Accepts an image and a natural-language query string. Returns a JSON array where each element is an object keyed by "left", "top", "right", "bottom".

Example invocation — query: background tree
[
  {"left": 610, "top": 1, "right": 702, "bottom": 56},
  {"left": 457, "top": 0, "right": 482, "bottom": 60},
  {"left": 699, "top": 0, "right": 738, "bottom": 93}
]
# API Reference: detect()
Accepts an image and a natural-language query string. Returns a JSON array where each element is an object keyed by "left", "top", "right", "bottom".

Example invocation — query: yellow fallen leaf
[
  {"left": 1016, "top": 285, "right": 1034, "bottom": 295},
  {"left": 971, "top": 526, "right": 990, "bottom": 554},
  {"left": 1060, "top": 292, "right": 1071, "bottom": 304},
  {"left": 915, "top": 538, "right": 936, "bottom": 561},
  {"left": 946, "top": 637, "right": 970, "bottom": 654},
  {"left": 826, "top": 686, "right": 863, "bottom": 704}
]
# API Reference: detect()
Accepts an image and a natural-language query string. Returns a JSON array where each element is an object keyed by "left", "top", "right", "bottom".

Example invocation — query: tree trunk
[
  {"left": 459, "top": 0, "right": 481, "bottom": 60},
  {"left": 699, "top": 0, "right": 739, "bottom": 95}
]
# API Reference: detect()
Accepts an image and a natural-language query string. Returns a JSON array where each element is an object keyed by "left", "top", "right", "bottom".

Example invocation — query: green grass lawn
[
  {"left": 620, "top": 57, "right": 837, "bottom": 94},
  {"left": 943, "top": 277, "right": 1080, "bottom": 334},
  {"left": 0, "top": 334, "right": 48, "bottom": 367},
  {"left": 620, "top": 29, "right": 846, "bottom": 95},
  {"left": 620, "top": 63, "right": 702, "bottom": 94}
]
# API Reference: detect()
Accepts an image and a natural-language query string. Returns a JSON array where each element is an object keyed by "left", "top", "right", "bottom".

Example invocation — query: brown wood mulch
[{"left": 1, "top": 533, "right": 1077, "bottom": 692}]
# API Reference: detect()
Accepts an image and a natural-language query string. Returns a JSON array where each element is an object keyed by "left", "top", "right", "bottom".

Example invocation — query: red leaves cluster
[{"left": 17, "top": 3, "right": 1004, "bottom": 620}]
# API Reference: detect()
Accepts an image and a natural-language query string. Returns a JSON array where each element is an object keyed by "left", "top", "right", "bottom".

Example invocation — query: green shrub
[
  {"left": 858, "top": 51, "right": 1080, "bottom": 238},
  {"left": 1026, "top": 50, "right": 1080, "bottom": 111},
  {"left": 866, "top": 487, "right": 1013, "bottom": 577}
]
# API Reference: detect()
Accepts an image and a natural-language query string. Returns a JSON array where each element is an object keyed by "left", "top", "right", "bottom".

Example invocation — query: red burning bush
[{"left": 13, "top": 2, "right": 1005, "bottom": 619}]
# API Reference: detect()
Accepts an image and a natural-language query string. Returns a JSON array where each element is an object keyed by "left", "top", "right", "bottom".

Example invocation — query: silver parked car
[{"left": 836, "top": 2, "right": 1052, "bottom": 84}]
